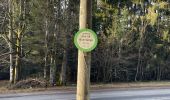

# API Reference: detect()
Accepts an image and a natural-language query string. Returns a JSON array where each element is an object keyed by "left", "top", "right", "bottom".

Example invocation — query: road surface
[{"left": 1, "top": 87, "right": 170, "bottom": 100}]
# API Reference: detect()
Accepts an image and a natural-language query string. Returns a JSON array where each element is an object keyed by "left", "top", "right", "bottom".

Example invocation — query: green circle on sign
[{"left": 74, "top": 29, "right": 98, "bottom": 52}]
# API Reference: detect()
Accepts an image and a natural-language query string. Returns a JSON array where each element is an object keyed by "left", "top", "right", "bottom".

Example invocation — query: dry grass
[
  {"left": 91, "top": 81, "right": 170, "bottom": 90},
  {"left": 0, "top": 80, "right": 75, "bottom": 94},
  {"left": 1, "top": 81, "right": 170, "bottom": 94}
]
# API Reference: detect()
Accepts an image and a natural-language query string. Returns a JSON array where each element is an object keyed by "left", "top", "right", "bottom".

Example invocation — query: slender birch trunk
[
  {"left": 8, "top": 0, "right": 14, "bottom": 84},
  {"left": 44, "top": 18, "right": 48, "bottom": 79}
]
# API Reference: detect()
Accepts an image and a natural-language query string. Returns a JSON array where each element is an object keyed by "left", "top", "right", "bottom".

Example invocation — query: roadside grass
[
  {"left": 1, "top": 80, "right": 170, "bottom": 94},
  {"left": 91, "top": 81, "right": 170, "bottom": 89}
]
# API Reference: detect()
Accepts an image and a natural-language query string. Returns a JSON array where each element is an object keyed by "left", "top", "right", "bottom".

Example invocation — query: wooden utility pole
[{"left": 76, "top": 0, "right": 92, "bottom": 100}]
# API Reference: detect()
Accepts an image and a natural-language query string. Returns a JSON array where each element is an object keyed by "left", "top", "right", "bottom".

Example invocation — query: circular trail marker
[{"left": 74, "top": 29, "right": 98, "bottom": 52}]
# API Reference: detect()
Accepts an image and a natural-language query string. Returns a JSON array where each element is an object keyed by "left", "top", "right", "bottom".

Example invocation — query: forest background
[{"left": 0, "top": 0, "right": 170, "bottom": 87}]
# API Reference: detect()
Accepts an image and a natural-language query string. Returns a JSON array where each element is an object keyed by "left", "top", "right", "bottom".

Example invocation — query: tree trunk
[
  {"left": 49, "top": 55, "right": 56, "bottom": 86},
  {"left": 76, "top": 0, "right": 92, "bottom": 100},
  {"left": 59, "top": 41, "right": 68, "bottom": 85},
  {"left": 8, "top": 0, "right": 14, "bottom": 84},
  {"left": 135, "top": 20, "right": 147, "bottom": 81},
  {"left": 44, "top": 18, "right": 48, "bottom": 79},
  {"left": 14, "top": 0, "right": 25, "bottom": 83},
  {"left": 14, "top": 31, "right": 21, "bottom": 83},
  {"left": 157, "top": 64, "right": 161, "bottom": 81},
  {"left": 59, "top": 0, "right": 71, "bottom": 86}
]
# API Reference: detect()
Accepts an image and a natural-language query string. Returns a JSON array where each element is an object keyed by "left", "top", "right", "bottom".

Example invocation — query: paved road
[{"left": 1, "top": 88, "right": 170, "bottom": 100}]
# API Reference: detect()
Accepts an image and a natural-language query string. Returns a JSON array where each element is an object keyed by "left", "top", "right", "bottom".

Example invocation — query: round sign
[{"left": 74, "top": 29, "right": 98, "bottom": 52}]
